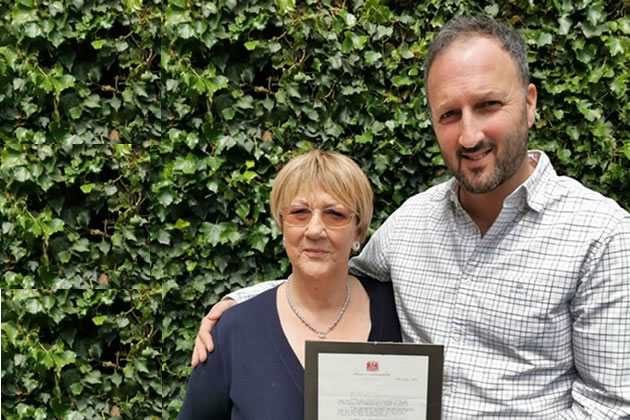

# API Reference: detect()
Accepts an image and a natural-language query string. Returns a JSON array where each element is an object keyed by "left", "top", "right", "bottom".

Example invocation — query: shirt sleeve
[
  {"left": 349, "top": 207, "right": 397, "bottom": 283},
  {"left": 225, "top": 279, "right": 285, "bottom": 303},
  {"left": 177, "top": 327, "right": 231, "bottom": 420},
  {"left": 562, "top": 215, "right": 630, "bottom": 419}
]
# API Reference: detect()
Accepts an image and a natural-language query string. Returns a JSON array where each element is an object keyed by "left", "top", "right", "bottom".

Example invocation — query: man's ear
[{"left": 526, "top": 83, "right": 537, "bottom": 128}]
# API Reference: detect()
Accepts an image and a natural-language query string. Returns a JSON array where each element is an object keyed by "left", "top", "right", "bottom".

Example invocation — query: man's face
[{"left": 426, "top": 36, "right": 537, "bottom": 195}]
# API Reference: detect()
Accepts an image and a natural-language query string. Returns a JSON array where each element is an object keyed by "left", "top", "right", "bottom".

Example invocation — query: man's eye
[
  {"left": 481, "top": 101, "right": 501, "bottom": 108},
  {"left": 440, "top": 110, "right": 459, "bottom": 122}
]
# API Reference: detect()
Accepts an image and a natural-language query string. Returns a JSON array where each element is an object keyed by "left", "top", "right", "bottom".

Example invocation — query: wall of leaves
[{"left": 1, "top": 0, "right": 628, "bottom": 419}]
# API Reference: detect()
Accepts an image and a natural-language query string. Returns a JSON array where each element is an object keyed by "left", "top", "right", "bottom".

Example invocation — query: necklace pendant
[{"left": 286, "top": 278, "right": 351, "bottom": 342}]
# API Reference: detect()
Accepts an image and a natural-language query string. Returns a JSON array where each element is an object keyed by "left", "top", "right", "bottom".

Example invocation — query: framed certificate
[{"left": 305, "top": 341, "right": 443, "bottom": 420}]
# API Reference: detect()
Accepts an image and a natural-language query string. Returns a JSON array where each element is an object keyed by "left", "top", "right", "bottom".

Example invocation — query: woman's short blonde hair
[{"left": 270, "top": 150, "right": 373, "bottom": 242}]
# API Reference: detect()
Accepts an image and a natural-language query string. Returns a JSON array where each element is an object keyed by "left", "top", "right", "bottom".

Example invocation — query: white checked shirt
[
  {"left": 228, "top": 151, "right": 630, "bottom": 419},
  {"left": 350, "top": 151, "right": 630, "bottom": 419}
]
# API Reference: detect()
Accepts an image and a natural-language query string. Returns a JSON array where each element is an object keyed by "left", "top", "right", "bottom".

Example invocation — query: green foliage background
[
  {"left": 2, "top": 0, "right": 629, "bottom": 418},
  {"left": 2, "top": 288, "right": 160, "bottom": 419}
]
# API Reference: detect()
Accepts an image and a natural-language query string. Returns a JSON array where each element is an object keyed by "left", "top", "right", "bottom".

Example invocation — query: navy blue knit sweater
[{"left": 177, "top": 276, "right": 402, "bottom": 420}]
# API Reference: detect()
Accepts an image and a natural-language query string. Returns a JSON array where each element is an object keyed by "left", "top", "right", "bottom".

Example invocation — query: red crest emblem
[{"left": 366, "top": 361, "right": 379, "bottom": 372}]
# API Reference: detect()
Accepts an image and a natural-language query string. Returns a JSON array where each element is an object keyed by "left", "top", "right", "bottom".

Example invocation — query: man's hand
[{"left": 191, "top": 299, "right": 237, "bottom": 367}]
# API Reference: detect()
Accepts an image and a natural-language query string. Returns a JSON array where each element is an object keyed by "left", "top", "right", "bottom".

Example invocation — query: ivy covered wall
[{"left": 2, "top": 0, "right": 629, "bottom": 419}]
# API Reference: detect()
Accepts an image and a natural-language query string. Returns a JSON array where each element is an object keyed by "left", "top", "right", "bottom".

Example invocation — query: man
[{"left": 191, "top": 16, "right": 630, "bottom": 418}]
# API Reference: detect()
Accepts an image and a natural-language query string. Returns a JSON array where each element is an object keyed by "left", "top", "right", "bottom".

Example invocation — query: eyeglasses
[{"left": 280, "top": 205, "right": 357, "bottom": 228}]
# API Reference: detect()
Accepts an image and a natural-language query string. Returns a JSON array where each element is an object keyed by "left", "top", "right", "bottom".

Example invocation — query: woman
[{"left": 177, "top": 150, "right": 401, "bottom": 420}]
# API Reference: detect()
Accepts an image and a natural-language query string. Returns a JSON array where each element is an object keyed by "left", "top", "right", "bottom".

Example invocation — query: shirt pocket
[{"left": 476, "top": 276, "right": 564, "bottom": 350}]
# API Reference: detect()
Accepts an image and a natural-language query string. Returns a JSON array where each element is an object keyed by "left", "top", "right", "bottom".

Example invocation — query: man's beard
[{"left": 451, "top": 111, "right": 529, "bottom": 194}]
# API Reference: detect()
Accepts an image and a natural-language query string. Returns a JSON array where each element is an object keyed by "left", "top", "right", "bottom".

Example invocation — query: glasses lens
[
  {"left": 322, "top": 207, "right": 352, "bottom": 227},
  {"left": 282, "top": 206, "right": 355, "bottom": 227},
  {"left": 283, "top": 206, "right": 312, "bottom": 225}
]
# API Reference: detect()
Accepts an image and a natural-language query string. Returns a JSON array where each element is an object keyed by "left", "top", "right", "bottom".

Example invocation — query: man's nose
[{"left": 458, "top": 111, "right": 484, "bottom": 148}]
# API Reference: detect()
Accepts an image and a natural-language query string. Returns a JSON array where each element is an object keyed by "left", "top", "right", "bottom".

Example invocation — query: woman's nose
[{"left": 304, "top": 210, "right": 326, "bottom": 237}]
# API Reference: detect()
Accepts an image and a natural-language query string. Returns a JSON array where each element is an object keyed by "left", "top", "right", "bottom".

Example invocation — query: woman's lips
[{"left": 304, "top": 248, "right": 328, "bottom": 257}]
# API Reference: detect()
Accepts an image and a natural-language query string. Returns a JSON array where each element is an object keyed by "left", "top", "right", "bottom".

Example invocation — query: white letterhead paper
[{"left": 305, "top": 341, "right": 443, "bottom": 420}]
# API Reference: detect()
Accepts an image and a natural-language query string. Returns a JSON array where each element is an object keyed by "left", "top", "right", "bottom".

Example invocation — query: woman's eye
[
  {"left": 291, "top": 208, "right": 310, "bottom": 215},
  {"left": 324, "top": 209, "right": 349, "bottom": 219},
  {"left": 327, "top": 211, "right": 344, "bottom": 218}
]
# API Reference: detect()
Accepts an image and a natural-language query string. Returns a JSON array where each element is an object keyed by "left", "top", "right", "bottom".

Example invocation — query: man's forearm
[{"left": 225, "top": 279, "right": 285, "bottom": 303}]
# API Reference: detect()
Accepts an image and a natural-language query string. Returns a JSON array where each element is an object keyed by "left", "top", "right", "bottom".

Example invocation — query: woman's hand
[{"left": 191, "top": 299, "right": 237, "bottom": 367}]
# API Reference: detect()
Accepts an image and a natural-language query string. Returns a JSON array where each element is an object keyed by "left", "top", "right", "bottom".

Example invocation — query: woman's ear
[{"left": 355, "top": 225, "right": 364, "bottom": 244}]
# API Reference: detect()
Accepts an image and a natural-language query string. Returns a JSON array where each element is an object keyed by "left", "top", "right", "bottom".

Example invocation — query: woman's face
[{"left": 282, "top": 186, "right": 359, "bottom": 279}]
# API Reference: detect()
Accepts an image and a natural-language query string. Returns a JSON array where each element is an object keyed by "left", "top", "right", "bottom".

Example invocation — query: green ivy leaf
[
  {"left": 576, "top": 99, "right": 602, "bottom": 122},
  {"left": 558, "top": 17, "right": 572, "bottom": 35},
  {"left": 125, "top": 0, "right": 142, "bottom": 12},
  {"left": 536, "top": 31, "right": 553, "bottom": 46},
  {"left": 71, "top": 238, "right": 90, "bottom": 253},
  {"left": 51, "top": 74, "right": 75, "bottom": 96},
  {"left": 91, "top": 40, "right": 106, "bottom": 50},
  {"left": 236, "top": 202, "right": 250, "bottom": 220},
  {"left": 70, "top": 383, "right": 84, "bottom": 396},
  {"left": 158, "top": 191, "right": 174, "bottom": 207},
  {"left": 392, "top": 75, "right": 413, "bottom": 87},
  {"left": 356, "top": 130, "right": 373, "bottom": 144},
  {"left": 484, "top": 4, "right": 499, "bottom": 17},
  {"left": 83, "top": 370, "right": 102, "bottom": 385},
  {"left": 606, "top": 37, "right": 624, "bottom": 56},
  {"left": 162, "top": 279, "right": 178, "bottom": 298},
  {"left": 175, "top": 218, "right": 190, "bottom": 229},
  {"left": 200, "top": 222, "right": 224, "bottom": 246},
  {"left": 244, "top": 40, "right": 258, "bottom": 51},
  {"left": 276, "top": 0, "right": 295, "bottom": 14},
  {"left": 364, "top": 51, "right": 382, "bottom": 65},
  {"left": 80, "top": 183, "right": 95, "bottom": 193},
  {"left": 12, "top": 5, "right": 37, "bottom": 24},
  {"left": 248, "top": 230, "right": 268, "bottom": 252},
  {"left": 586, "top": 3, "right": 604, "bottom": 25},
  {"left": 0, "top": 46, "right": 18, "bottom": 68},
  {"left": 375, "top": 25, "right": 393, "bottom": 40},
  {"left": 58, "top": 250, "right": 72, "bottom": 263},
  {"left": 55, "top": 350, "right": 77, "bottom": 369},
  {"left": 2, "top": 323, "right": 19, "bottom": 342},
  {"left": 157, "top": 230, "right": 171, "bottom": 245},
  {"left": 25, "top": 299, "right": 44, "bottom": 314},
  {"left": 111, "top": 373, "right": 123, "bottom": 387},
  {"left": 557, "top": 148, "right": 572, "bottom": 163},
  {"left": 16, "top": 403, "right": 33, "bottom": 417},
  {"left": 165, "top": 5, "right": 190, "bottom": 25},
  {"left": 42, "top": 218, "right": 65, "bottom": 237},
  {"left": 134, "top": 359, "right": 150, "bottom": 374}
]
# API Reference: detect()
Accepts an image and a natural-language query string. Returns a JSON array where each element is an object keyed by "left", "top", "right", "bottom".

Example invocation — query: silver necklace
[{"left": 286, "top": 278, "right": 351, "bottom": 339}]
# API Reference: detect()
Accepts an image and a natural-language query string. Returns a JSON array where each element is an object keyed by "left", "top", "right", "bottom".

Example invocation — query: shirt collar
[{"left": 440, "top": 150, "right": 559, "bottom": 213}]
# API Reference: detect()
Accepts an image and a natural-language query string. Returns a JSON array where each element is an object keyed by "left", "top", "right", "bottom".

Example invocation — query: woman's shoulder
[
  {"left": 358, "top": 275, "right": 401, "bottom": 342},
  {"left": 356, "top": 275, "right": 394, "bottom": 296},
  {"left": 216, "top": 285, "right": 280, "bottom": 333}
]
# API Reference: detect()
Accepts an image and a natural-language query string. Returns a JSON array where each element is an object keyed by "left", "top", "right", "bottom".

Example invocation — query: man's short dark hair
[{"left": 423, "top": 15, "right": 530, "bottom": 95}]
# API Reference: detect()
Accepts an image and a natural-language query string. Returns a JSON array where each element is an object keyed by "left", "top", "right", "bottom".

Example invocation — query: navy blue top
[{"left": 177, "top": 276, "right": 402, "bottom": 420}]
